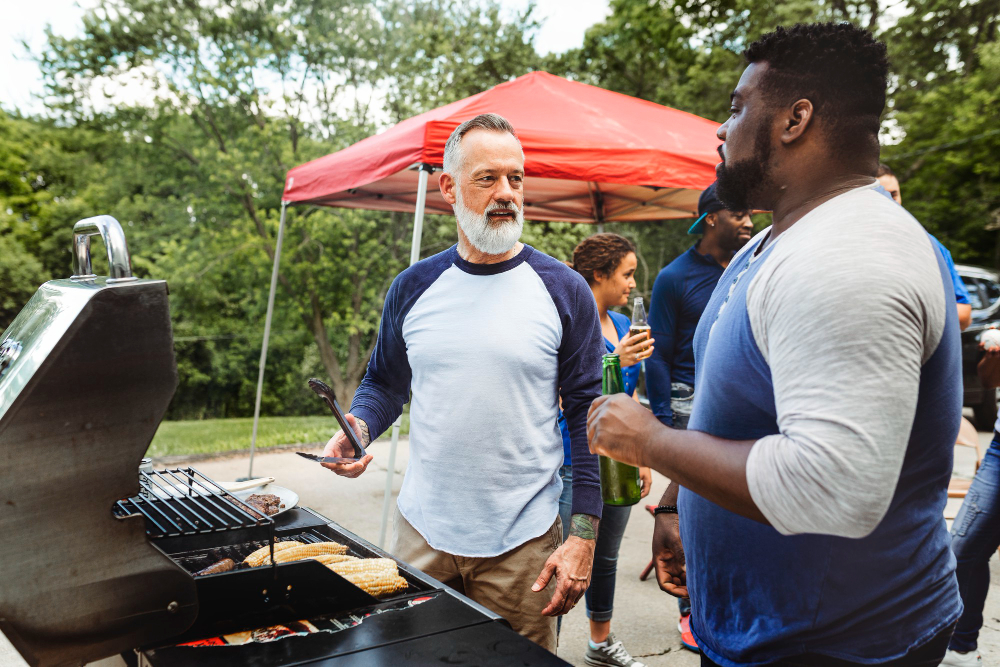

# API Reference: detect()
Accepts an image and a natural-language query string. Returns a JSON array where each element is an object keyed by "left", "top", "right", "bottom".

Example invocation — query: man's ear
[
  {"left": 781, "top": 99, "right": 814, "bottom": 145},
  {"left": 439, "top": 172, "right": 457, "bottom": 205}
]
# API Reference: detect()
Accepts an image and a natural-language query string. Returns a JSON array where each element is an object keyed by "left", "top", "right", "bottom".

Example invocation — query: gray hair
[{"left": 442, "top": 113, "right": 521, "bottom": 177}]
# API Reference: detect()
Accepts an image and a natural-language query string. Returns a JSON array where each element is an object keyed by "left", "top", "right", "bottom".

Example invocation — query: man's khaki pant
[{"left": 390, "top": 505, "right": 561, "bottom": 652}]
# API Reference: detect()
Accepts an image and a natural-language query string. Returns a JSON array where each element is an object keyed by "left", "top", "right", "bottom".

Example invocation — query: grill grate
[
  {"left": 115, "top": 467, "right": 273, "bottom": 538},
  {"left": 169, "top": 531, "right": 335, "bottom": 574}
]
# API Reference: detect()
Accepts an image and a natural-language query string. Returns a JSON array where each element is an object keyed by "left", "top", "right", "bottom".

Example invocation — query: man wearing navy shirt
[
  {"left": 646, "top": 183, "right": 752, "bottom": 431},
  {"left": 645, "top": 182, "right": 751, "bottom": 652},
  {"left": 321, "top": 113, "right": 604, "bottom": 653}
]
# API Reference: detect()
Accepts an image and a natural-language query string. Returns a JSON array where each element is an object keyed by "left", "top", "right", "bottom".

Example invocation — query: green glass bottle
[{"left": 599, "top": 354, "right": 642, "bottom": 506}]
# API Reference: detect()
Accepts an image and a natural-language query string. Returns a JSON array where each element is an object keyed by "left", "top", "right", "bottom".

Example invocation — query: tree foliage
[{"left": 1, "top": 0, "right": 997, "bottom": 420}]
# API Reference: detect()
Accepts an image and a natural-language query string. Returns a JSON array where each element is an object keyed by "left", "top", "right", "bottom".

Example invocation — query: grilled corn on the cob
[
  {"left": 271, "top": 542, "right": 349, "bottom": 563},
  {"left": 306, "top": 554, "right": 357, "bottom": 566},
  {"left": 243, "top": 540, "right": 304, "bottom": 567}
]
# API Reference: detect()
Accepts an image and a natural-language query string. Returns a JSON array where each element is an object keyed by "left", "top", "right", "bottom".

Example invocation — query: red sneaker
[{"left": 677, "top": 614, "right": 700, "bottom": 653}]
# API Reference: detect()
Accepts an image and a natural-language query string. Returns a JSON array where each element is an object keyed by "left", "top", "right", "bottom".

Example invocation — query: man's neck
[
  {"left": 696, "top": 236, "right": 735, "bottom": 269},
  {"left": 768, "top": 173, "right": 876, "bottom": 241},
  {"left": 456, "top": 235, "right": 523, "bottom": 265}
]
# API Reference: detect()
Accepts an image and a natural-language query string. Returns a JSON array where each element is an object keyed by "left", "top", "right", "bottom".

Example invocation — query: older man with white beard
[{"left": 320, "top": 113, "right": 605, "bottom": 652}]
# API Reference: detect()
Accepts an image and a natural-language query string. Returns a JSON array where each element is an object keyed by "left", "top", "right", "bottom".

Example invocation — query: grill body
[
  {"left": 140, "top": 507, "right": 568, "bottom": 666},
  {"left": 0, "top": 279, "right": 199, "bottom": 667}
]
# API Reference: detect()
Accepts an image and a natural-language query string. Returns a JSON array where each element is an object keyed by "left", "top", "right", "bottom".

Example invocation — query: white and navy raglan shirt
[{"left": 351, "top": 244, "right": 605, "bottom": 557}]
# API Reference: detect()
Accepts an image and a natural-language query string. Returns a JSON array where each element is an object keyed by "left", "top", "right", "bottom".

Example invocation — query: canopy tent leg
[
  {"left": 247, "top": 201, "right": 288, "bottom": 480},
  {"left": 409, "top": 165, "right": 431, "bottom": 265},
  {"left": 380, "top": 165, "right": 431, "bottom": 547}
]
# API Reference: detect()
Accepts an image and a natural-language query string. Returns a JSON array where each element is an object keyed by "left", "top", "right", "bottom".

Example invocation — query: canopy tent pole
[
  {"left": 247, "top": 201, "right": 288, "bottom": 480},
  {"left": 379, "top": 164, "right": 432, "bottom": 547}
]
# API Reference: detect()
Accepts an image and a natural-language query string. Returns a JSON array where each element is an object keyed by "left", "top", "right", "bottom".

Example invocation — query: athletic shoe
[
  {"left": 941, "top": 649, "right": 982, "bottom": 666},
  {"left": 678, "top": 614, "right": 700, "bottom": 653},
  {"left": 584, "top": 632, "right": 647, "bottom": 667}
]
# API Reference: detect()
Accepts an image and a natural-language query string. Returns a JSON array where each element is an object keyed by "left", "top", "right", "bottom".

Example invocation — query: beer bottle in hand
[
  {"left": 630, "top": 297, "right": 650, "bottom": 344},
  {"left": 599, "top": 354, "right": 642, "bottom": 506}
]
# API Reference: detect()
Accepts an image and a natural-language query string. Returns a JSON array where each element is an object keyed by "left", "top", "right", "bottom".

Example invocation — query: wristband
[{"left": 653, "top": 505, "right": 678, "bottom": 515}]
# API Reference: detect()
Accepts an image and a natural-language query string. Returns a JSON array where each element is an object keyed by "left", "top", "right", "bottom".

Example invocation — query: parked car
[{"left": 958, "top": 264, "right": 1000, "bottom": 430}]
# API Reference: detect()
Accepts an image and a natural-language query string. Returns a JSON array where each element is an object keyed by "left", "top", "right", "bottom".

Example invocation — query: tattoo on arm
[
  {"left": 570, "top": 514, "right": 599, "bottom": 541},
  {"left": 356, "top": 418, "right": 371, "bottom": 446}
]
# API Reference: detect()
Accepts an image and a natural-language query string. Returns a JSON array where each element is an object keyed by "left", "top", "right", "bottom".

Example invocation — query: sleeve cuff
[{"left": 570, "top": 482, "right": 604, "bottom": 520}]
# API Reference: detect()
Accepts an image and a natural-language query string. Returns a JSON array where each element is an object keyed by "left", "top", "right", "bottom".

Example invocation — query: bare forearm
[
  {"left": 659, "top": 481, "right": 679, "bottom": 507},
  {"left": 641, "top": 428, "right": 767, "bottom": 524}
]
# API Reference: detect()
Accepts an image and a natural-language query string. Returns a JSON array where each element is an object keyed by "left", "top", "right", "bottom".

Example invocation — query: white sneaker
[{"left": 941, "top": 649, "right": 982, "bottom": 666}]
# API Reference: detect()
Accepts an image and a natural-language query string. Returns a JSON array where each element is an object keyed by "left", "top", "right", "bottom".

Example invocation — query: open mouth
[{"left": 487, "top": 210, "right": 516, "bottom": 222}]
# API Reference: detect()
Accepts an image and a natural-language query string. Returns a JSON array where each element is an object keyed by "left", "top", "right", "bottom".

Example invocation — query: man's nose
[
  {"left": 717, "top": 120, "right": 728, "bottom": 142},
  {"left": 494, "top": 176, "right": 515, "bottom": 202}
]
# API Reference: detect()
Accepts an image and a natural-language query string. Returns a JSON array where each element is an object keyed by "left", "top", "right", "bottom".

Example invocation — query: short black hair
[
  {"left": 876, "top": 163, "right": 895, "bottom": 177},
  {"left": 744, "top": 23, "right": 889, "bottom": 159}
]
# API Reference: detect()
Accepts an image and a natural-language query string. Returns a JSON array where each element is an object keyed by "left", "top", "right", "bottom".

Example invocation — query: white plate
[{"left": 229, "top": 483, "right": 299, "bottom": 518}]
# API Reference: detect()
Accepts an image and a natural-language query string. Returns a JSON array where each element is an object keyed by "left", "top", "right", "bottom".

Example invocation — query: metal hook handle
[{"left": 70, "top": 216, "right": 136, "bottom": 282}]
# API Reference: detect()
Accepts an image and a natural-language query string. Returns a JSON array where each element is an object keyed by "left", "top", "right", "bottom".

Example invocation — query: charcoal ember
[{"left": 245, "top": 493, "right": 282, "bottom": 516}]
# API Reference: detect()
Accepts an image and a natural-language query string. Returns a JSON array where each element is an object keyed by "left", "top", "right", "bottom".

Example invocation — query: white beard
[{"left": 454, "top": 193, "right": 524, "bottom": 256}]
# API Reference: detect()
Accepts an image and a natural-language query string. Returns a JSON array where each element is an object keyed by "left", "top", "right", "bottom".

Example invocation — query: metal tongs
[{"left": 297, "top": 378, "right": 367, "bottom": 464}]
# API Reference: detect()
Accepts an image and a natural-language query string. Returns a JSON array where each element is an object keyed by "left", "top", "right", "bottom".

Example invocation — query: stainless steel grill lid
[{"left": 0, "top": 217, "right": 198, "bottom": 667}]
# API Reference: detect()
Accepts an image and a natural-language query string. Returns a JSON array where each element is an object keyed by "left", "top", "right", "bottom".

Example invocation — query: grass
[{"left": 147, "top": 412, "right": 410, "bottom": 459}]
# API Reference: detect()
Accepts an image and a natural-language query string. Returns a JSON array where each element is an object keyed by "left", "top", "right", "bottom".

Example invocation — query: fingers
[
  {"left": 321, "top": 453, "right": 374, "bottom": 478},
  {"left": 542, "top": 579, "right": 584, "bottom": 616},
  {"left": 654, "top": 561, "right": 686, "bottom": 596},
  {"left": 660, "top": 582, "right": 689, "bottom": 598},
  {"left": 532, "top": 560, "right": 556, "bottom": 593}
]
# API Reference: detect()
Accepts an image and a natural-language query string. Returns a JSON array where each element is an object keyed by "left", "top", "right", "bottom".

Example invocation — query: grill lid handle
[{"left": 71, "top": 215, "right": 137, "bottom": 282}]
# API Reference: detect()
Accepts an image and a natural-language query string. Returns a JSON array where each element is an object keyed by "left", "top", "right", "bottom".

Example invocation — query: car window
[
  {"left": 983, "top": 279, "right": 1000, "bottom": 308},
  {"left": 962, "top": 277, "right": 985, "bottom": 310}
]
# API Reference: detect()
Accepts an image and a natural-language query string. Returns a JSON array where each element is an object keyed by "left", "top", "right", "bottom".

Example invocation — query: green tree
[{"left": 30, "top": 0, "right": 543, "bottom": 410}]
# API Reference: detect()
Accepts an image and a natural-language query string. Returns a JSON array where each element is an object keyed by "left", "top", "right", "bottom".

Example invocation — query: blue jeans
[
  {"left": 949, "top": 432, "right": 1000, "bottom": 652},
  {"left": 558, "top": 465, "right": 632, "bottom": 622}
]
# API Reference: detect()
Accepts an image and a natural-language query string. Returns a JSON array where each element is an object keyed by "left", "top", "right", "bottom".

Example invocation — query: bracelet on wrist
[{"left": 653, "top": 505, "right": 678, "bottom": 515}]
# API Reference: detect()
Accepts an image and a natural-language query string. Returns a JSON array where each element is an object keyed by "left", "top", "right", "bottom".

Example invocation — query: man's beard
[
  {"left": 715, "top": 123, "right": 774, "bottom": 213},
  {"left": 454, "top": 193, "right": 524, "bottom": 256}
]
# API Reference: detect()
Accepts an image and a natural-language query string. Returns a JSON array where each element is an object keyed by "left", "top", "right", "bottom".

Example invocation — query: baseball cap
[{"left": 688, "top": 182, "right": 726, "bottom": 235}]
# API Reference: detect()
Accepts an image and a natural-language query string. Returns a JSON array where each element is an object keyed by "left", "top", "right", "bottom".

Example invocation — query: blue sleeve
[
  {"left": 646, "top": 265, "right": 682, "bottom": 426},
  {"left": 931, "top": 237, "right": 971, "bottom": 305},
  {"left": 350, "top": 249, "right": 455, "bottom": 438},
  {"left": 528, "top": 253, "right": 604, "bottom": 519}
]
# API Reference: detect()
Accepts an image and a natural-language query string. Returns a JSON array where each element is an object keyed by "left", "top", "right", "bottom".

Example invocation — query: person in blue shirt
[
  {"left": 557, "top": 233, "right": 653, "bottom": 667},
  {"left": 877, "top": 163, "right": 972, "bottom": 330},
  {"left": 644, "top": 182, "right": 752, "bottom": 652},
  {"left": 646, "top": 182, "right": 753, "bottom": 431}
]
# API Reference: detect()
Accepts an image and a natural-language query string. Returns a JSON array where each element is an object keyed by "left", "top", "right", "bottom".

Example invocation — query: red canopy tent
[
  {"left": 249, "top": 72, "right": 722, "bottom": 541},
  {"left": 283, "top": 70, "right": 721, "bottom": 228}
]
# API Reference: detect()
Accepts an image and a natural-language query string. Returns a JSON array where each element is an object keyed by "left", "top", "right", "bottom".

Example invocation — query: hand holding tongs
[{"left": 298, "top": 378, "right": 367, "bottom": 464}]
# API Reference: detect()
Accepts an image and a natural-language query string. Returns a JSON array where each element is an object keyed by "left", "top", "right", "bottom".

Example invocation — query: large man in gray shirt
[{"left": 588, "top": 23, "right": 961, "bottom": 665}]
